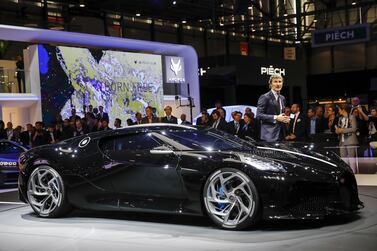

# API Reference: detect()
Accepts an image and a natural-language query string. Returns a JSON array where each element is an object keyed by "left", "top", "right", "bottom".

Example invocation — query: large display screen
[{"left": 38, "top": 44, "right": 164, "bottom": 126}]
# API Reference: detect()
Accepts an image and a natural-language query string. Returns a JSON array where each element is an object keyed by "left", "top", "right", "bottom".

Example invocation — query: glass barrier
[{"left": 0, "top": 68, "right": 30, "bottom": 93}]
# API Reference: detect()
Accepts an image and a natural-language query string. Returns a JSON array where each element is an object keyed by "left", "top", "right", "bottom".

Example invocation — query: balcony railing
[{"left": 0, "top": 68, "right": 30, "bottom": 93}]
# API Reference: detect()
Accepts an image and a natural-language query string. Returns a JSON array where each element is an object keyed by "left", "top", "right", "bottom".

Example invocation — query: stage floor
[{"left": 0, "top": 187, "right": 376, "bottom": 251}]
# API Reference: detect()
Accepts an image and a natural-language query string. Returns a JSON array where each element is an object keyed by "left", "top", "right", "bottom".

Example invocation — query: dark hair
[
  {"left": 244, "top": 113, "right": 251, "bottom": 119},
  {"left": 338, "top": 103, "right": 351, "bottom": 114},
  {"left": 115, "top": 118, "right": 122, "bottom": 125}
]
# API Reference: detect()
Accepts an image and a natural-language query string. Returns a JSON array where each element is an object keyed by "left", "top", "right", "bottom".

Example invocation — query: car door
[{"left": 99, "top": 131, "right": 184, "bottom": 212}]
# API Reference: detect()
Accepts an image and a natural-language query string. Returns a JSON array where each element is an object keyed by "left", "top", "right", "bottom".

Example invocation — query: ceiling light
[
  {"left": 136, "top": 13, "right": 141, "bottom": 17},
  {"left": 79, "top": 0, "right": 85, "bottom": 7},
  {"left": 248, "top": 6, "right": 252, "bottom": 10},
  {"left": 313, "top": 19, "right": 318, "bottom": 22},
  {"left": 172, "top": 1, "right": 177, "bottom": 5},
  {"left": 352, "top": 2, "right": 356, "bottom": 5},
  {"left": 182, "top": 20, "right": 186, "bottom": 24},
  {"left": 79, "top": 4, "right": 85, "bottom": 7},
  {"left": 283, "top": 13, "right": 288, "bottom": 17}
]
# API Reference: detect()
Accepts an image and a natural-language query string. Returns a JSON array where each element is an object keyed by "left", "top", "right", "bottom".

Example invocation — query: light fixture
[
  {"left": 313, "top": 19, "right": 318, "bottom": 22},
  {"left": 352, "top": 1, "right": 357, "bottom": 5},
  {"left": 182, "top": 20, "right": 186, "bottom": 24},
  {"left": 248, "top": 6, "right": 252, "bottom": 10},
  {"left": 79, "top": 0, "right": 85, "bottom": 7},
  {"left": 283, "top": 13, "right": 288, "bottom": 17},
  {"left": 172, "top": 1, "right": 177, "bottom": 5},
  {"left": 136, "top": 13, "right": 141, "bottom": 17}
]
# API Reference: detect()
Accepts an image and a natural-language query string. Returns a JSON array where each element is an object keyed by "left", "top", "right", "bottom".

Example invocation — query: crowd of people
[{"left": 0, "top": 94, "right": 376, "bottom": 164}]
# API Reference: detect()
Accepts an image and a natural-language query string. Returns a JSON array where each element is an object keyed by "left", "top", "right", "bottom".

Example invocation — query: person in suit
[
  {"left": 141, "top": 106, "right": 159, "bottom": 124},
  {"left": 227, "top": 111, "right": 244, "bottom": 137},
  {"left": 32, "top": 121, "right": 47, "bottom": 147},
  {"left": 45, "top": 124, "right": 59, "bottom": 144},
  {"left": 180, "top": 114, "right": 191, "bottom": 125},
  {"left": 336, "top": 104, "right": 359, "bottom": 173},
  {"left": 59, "top": 119, "right": 74, "bottom": 140},
  {"left": 69, "top": 108, "right": 81, "bottom": 123},
  {"left": 306, "top": 108, "right": 325, "bottom": 140},
  {"left": 211, "top": 110, "right": 227, "bottom": 131},
  {"left": 100, "top": 119, "right": 112, "bottom": 131},
  {"left": 161, "top": 106, "right": 178, "bottom": 124},
  {"left": 240, "top": 113, "right": 257, "bottom": 140},
  {"left": 20, "top": 123, "right": 34, "bottom": 147},
  {"left": 134, "top": 112, "right": 143, "bottom": 125},
  {"left": 97, "top": 106, "right": 109, "bottom": 122},
  {"left": 256, "top": 74, "right": 290, "bottom": 142},
  {"left": 285, "top": 103, "right": 307, "bottom": 142}
]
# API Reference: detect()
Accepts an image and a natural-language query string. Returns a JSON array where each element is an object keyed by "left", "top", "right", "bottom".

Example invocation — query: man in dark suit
[
  {"left": 180, "top": 114, "right": 191, "bottom": 125},
  {"left": 256, "top": 74, "right": 290, "bottom": 142},
  {"left": 227, "top": 111, "right": 244, "bottom": 137},
  {"left": 306, "top": 108, "right": 325, "bottom": 140},
  {"left": 161, "top": 106, "right": 178, "bottom": 124},
  {"left": 97, "top": 106, "right": 109, "bottom": 122},
  {"left": 211, "top": 110, "right": 227, "bottom": 131},
  {"left": 285, "top": 104, "right": 307, "bottom": 142},
  {"left": 20, "top": 123, "right": 34, "bottom": 147},
  {"left": 141, "top": 106, "right": 159, "bottom": 124}
]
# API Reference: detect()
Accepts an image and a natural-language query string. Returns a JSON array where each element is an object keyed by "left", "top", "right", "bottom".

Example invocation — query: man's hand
[
  {"left": 276, "top": 114, "right": 290, "bottom": 124},
  {"left": 335, "top": 128, "right": 344, "bottom": 134}
]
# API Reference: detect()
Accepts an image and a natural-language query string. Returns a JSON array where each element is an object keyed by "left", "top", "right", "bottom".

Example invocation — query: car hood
[{"left": 246, "top": 141, "right": 350, "bottom": 175}]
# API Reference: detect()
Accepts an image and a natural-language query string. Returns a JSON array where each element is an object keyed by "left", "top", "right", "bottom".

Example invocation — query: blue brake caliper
[{"left": 217, "top": 186, "right": 226, "bottom": 210}]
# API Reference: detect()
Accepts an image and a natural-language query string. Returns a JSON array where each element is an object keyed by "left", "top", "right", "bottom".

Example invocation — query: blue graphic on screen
[{"left": 39, "top": 44, "right": 164, "bottom": 126}]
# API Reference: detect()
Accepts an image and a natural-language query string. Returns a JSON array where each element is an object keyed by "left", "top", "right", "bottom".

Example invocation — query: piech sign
[
  {"left": 261, "top": 65, "right": 286, "bottom": 76},
  {"left": 312, "top": 24, "right": 369, "bottom": 48},
  {"left": 164, "top": 56, "right": 186, "bottom": 84}
]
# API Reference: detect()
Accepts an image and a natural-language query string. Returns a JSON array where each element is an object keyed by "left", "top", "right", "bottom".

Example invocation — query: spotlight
[
  {"left": 172, "top": 1, "right": 177, "bottom": 5},
  {"left": 182, "top": 20, "right": 187, "bottom": 24},
  {"left": 79, "top": 0, "right": 85, "bottom": 7},
  {"left": 136, "top": 13, "right": 141, "bottom": 17},
  {"left": 352, "top": 1, "right": 357, "bottom": 5}
]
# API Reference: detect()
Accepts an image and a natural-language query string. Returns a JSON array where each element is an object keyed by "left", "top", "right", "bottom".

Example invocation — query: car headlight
[{"left": 239, "top": 154, "right": 286, "bottom": 172}]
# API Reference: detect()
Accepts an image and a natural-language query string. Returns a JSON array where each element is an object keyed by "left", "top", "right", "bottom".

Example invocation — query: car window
[
  {"left": 0, "top": 142, "right": 23, "bottom": 154},
  {"left": 100, "top": 133, "right": 163, "bottom": 153},
  {"left": 161, "top": 130, "right": 249, "bottom": 151}
]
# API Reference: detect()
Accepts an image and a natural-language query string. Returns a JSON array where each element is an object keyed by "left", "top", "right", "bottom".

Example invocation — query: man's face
[
  {"left": 181, "top": 114, "right": 186, "bottom": 121},
  {"left": 102, "top": 121, "right": 108, "bottom": 127},
  {"left": 316, "top": 107, "right": 323, "bottom": 117},
  {"left": 136, "top": 113, "right": 142, "bottom": 120},
  {"left": 307, "top": 109, "right": 314, "bottom": 118},
  {"left": 63, "top": 120, "right": 70, "bottom": 127},
  {"left": 351, "top": 97, "right": 360, "bottom": 107},
  {"left": 89, "top": 105, "right": 93, "bottom": 111},
  {"left": 75, "top": 121, "right": 82, "bottom": 128},
  {"left": 212, "top": 113, "right": 219, "bottom": 121},
  {"left": 164, "top": 107, "right": 172, "bottom": 116},
  {"left": 245, "top": 108, "right": 251, "bottom": 114},
  {"left": 35, "top": 123, "right": 42, "bottom": 130},
  {"left": 371, "top": 109, "right": 377, "bottom": 117},
  {"left": 146, "top": 108, "right": 153, "bottom": 116},
  {"left": 270, "top": 77, "right": 283, "bottom": 92},
  {"left": 291, "top": 104, "right": 299, "bottom": 114},
  {"left": 7, "top": 122, "right": 12, "bottom": 129},
  {"left": 99, "top": 106, "right": 104, "bottom": 112},
  {"left": 234, "top": 113, "right": 242, "bottom": 122},
  {"left": 328, "top": 107, "right": 334, "bottom": 116},
  {"left": 114, "top": 121, "right": 119, "bottom": 127},
  {"left": 217, "top": 109, "right": 225, "bottom": 118},
  {"left": 26, "top": 124, "right": 33, "bottom": 131},
  {"left": 71, "top": 109, "right": 76, "bottom": 115}
]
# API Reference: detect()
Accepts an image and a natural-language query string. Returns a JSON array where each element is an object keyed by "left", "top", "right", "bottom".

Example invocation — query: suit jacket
[
  {"left": 20, "top": 131, "right": 33, "bottom": 146},
  {"left": 227, "top": 120, "right": 244, "bottom": 137},
  {"left": 45, "top": 131, "right": 59, "bottom": 144},
  {"left": 181, "top": 121, "right": 192, "bottom": 125},
  {"left": 306, "top": 117, "right": 325, "bottom": 136},
  {"left": 288, "top": 112, "right": 307, "bottom": 141},
  {"left": 239, "top": 122, "right": 257, "bottom": 140},
  {"left": 212, "top": 119, "right": 227, "bottom": 131},
  {"left": 338, "top": 115, "right": 358, "bottom": 146},
  {"left": 141, "top": 116, "right": 159, "bottom": 124},
  {"left": 161, "top": 116, "right": 178, "bottom": 124},
  {"left": 256, "top": 91, "right": 286, "bottom": 142}
]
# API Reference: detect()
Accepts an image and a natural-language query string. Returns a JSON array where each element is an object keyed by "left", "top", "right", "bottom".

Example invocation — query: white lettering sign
[
  {"left": 260, "top": 65, "right": 286, "bottom": 76},
  {"left": 325, "top": 30, "right": 355, "bottom": 41}
]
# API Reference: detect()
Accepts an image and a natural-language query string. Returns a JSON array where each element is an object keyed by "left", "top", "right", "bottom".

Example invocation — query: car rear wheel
[
  {"left": 27, "top": 166, "right": 71, "bottom": 217},
  {"left": 203, "top": 168, "right": 260, "bottom": 230}
]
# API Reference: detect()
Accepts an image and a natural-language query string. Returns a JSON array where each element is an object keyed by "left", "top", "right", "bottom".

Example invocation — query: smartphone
[{"left": 289, "top": 113, "right": 295, "bottom": 119}]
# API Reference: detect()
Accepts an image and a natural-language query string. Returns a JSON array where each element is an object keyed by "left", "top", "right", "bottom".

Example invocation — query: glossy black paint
[{"left": 18, "top": 124, "right": 362, "bottom": 219}]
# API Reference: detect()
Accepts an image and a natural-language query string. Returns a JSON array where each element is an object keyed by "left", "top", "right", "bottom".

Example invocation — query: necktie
[
  {"left": 276, "top": 94, "right": 281, "bottom": 114},
  {"left": 235, "top": 122, "right": 239, "bottom": 133},
  {"left": 292, "top": 113, "right": 299, "bottom": 134}
]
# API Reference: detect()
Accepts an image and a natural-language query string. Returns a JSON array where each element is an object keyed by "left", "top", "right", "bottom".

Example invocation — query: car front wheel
[
  {"left": 27, "top": 165, "right": 71, "bottom": 217},
  {"left": 203, "top": 168, "right": 260, "bottom": 230}
]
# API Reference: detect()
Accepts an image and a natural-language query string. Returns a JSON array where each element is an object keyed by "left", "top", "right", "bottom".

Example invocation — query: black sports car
[{"left": 18, "top": 124, "right": 363, "bottom": 230}]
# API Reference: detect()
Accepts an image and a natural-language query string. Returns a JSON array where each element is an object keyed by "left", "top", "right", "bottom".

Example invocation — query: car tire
[
  {"left": 27, "top": 165, "right": 71, "bottom": 218},
  {"left": 203, "top": 168, "right": 260, "bottom": 230}
]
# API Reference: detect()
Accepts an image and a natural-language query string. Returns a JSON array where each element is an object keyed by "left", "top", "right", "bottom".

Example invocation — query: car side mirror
[{"left": 150, "top": 146, "right": 174, "bottom": 155}]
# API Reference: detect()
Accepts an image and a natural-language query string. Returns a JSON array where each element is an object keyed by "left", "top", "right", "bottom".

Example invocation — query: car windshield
[{"left": 157, "top": 128, "right": 254, "bottom": 151}]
